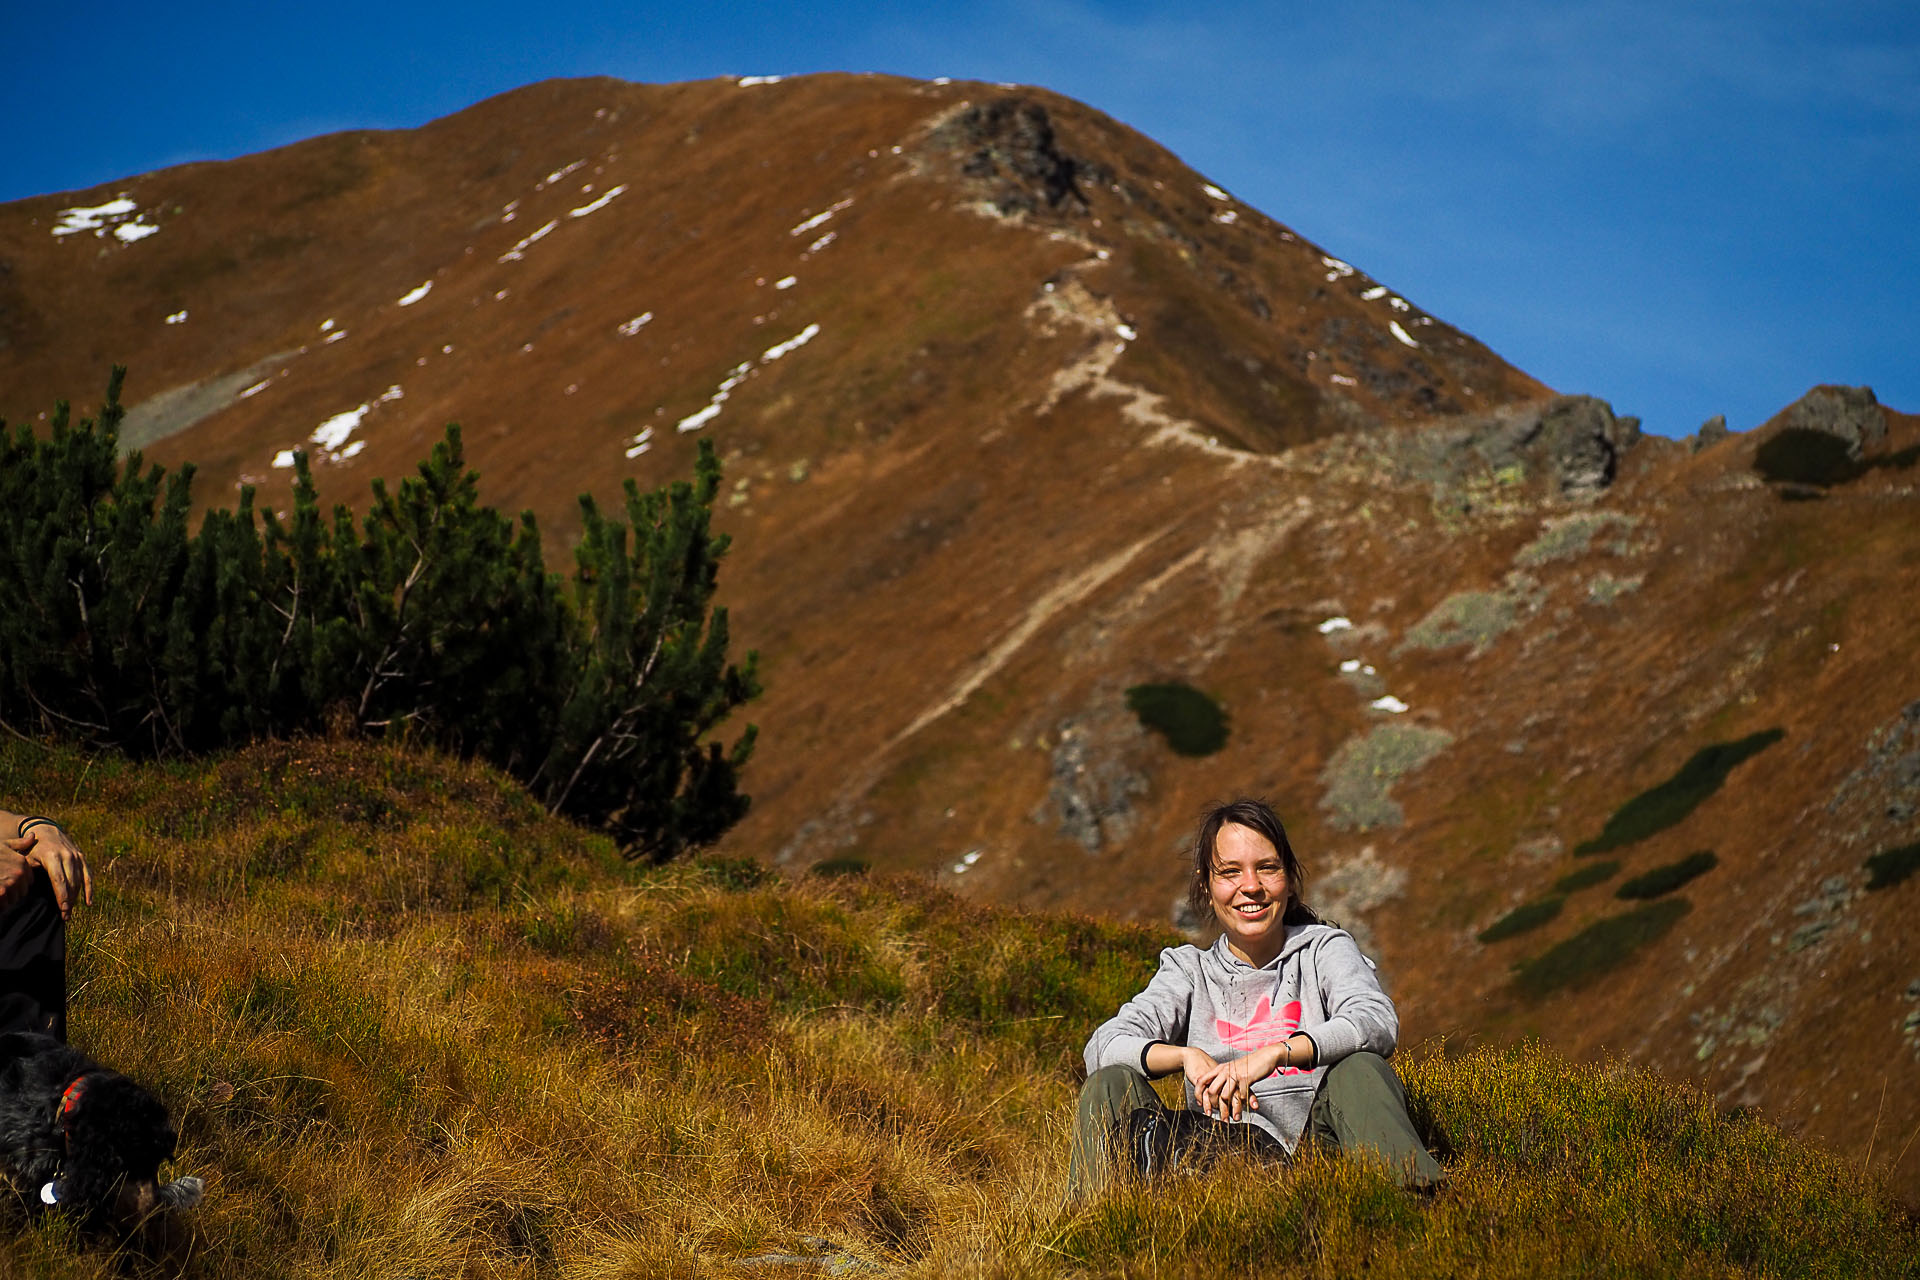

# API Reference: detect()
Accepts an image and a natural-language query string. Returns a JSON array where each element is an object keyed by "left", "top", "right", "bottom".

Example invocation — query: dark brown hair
[{"left": 1186, "top": 797, "right": 1321, "bottom": 926}]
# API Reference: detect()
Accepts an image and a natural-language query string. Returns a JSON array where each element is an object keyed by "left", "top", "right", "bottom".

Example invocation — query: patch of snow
[
  {"left": 789, "top": 199, "right": 853, "bottom": 238},
  {"left": 498, "top": 220, "right": 558, "bottom": 263},
  {"left": 677, "top": 402, "right": 724, "bottom": 433},
  {"left": 164, "top": 310, "right": 188, "bottom": 325},
  {"left": 806, "top": 231, "right": 836, "bottom": 254},
  {"left": 762, "top": 323, "right": 820, "bottom": 362},
  {"left": 239, "top": 380, "right": 272, "bottom": 399},
  {"left": 1388, "top": 320, "right": 1420, "bottom": 348},
  {"left": 617, "top": 311, "right": 654, "bottom": 337},
  {"left": 1212, "top": 210, "right": 1237, "bottom": 225},
  {"left": 319, "top": 318, "right": 336, "bottom": 332},
  {"left": 625, "top": 426, "right": 655, "bottom": 458},
  {"left": 377, "top": 385, "right": 403, "bottom": 404},
  {"left": 1330, "top": 373, "right": 1357, "bottom": 386},
  {"left": 1360, "top": 285, "right": 1389, "bottom": 301},
  {"left": 568, "top": 184, "right": 627, "bottom": 218},
  {"left": 1340, "top": 659, "right": 1362, "bottom": 672},
  {"left": 538, "top": 160, "right": 586, "bottom": 189},
  {"left": 932, "top": 76, "right": 952, "bottom": 86},
  {"left": 312, "top": 406, "right": 371, "bottom": 453},
  {"left": 113, "top": 220, "right": 160, "bottom": 243},
  {"left": 397, "top": 280, "right": 432, "bottom": 307},
  {"left": 890, "top": 144, "right": 903, "bottom": 154},
  {"left": 441, "top": 344, "right": 453, "bottom": 354},
  {"left": 324, "top": 330, "right": 347, "bottom": 344},
  {"left": 951, "top": 848, "right": 983, "bottom": 875},
  {"left": 494, "top": 289, "right": 509, "bottom": 301},
  {"left": 1370, "top": 695, "right": 1409, "bottom": 714},
  {"left": 1115, "top": 322, "right": 1138, "bottom": 341},
  {"left": 1203, "top": 183, "right": 1230, "bottom": 201},
  {"left": 774, "top": 275, "right": 797, "bottom": 290},
  {"left": 1390, "top": 297, "right": 1411, "bottom": 312},
  {"left": 1318, "top": 616, "right": 1353, "bottom": 634},
  {"left": 338, "top": 441, "right": 366, "bottom": 460},
  {"left": 1094, "top": 247, "right": 1110, "bottom": 260},
  {"left": 1322, "top": 256, "right": 1355, "bottom": 281},
  {"left": 737, "top": 75, "right": 784, "bottom": 86},
  {"left": 52, "top": 196, "right": 137, "bottom": 234},
  {"left": 271, "top": 450, "right": 297, "bottom": 469}
]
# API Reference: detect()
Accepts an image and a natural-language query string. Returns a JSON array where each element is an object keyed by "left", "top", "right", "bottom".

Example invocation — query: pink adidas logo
[{"left": 1215, "top": 996, "right": 1306, "bottom": 1076}]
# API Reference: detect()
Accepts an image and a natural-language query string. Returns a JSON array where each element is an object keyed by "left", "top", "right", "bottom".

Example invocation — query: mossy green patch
[
  {"left": 1865, "top": 841, "right": 1920, "bottom": 890},
  {"left": 1514, "top": 512, "right": 1640, "bottom": 566},
  {"left": 1319, "top": 724, "right": 1454, "bottom": 831},
  {"left": 1125, "top": 681, "right": 1228, "bottom": 757},
  {"left": 1617, "top": 850, "right": 1719, "bottom": 899},
  {"left": 1575, "top": 729, "right": 1784, "bottom": 854},
  {"left": 1514, "top": 899, "right": 1693, "bottom": 999},
  {"left": 1552, "top": 860, "right": 1620, "bottom": 893},
  {"left": 1477, "top": 896, "right": 1565, "bottom": 943},
  {"left": 1399, "top": 590, "right": 1518, "bottom": 655}
]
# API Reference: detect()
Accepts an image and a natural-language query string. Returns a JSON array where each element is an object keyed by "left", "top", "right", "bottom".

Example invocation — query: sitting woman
[{"left": 1070, "top": 798, "right": 1441, "bottom": 1196}]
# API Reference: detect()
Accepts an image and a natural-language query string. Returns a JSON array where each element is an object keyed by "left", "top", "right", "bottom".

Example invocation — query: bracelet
[{"left": 16, "top": 817, "right": 60, "bottom": 840}]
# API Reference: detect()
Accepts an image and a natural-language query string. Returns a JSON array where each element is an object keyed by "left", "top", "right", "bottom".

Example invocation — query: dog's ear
[{"left": 158, "top": 1176, "right": 204, "bottom": 1209}]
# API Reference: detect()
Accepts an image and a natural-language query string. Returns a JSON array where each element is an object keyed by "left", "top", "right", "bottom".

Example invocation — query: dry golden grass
[{"left": 0, "top": 737, "right": 1912, "bottom": 1277}]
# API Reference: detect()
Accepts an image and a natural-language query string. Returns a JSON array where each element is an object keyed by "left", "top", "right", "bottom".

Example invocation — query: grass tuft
[
  {"left": 1616, "top": 850, "right": 1719, "bottom": 899},
  {"left": 1575, "top": 729, "right": 1783, "bottom": 854},
  {"left": 1124, "top": 682, "right": 1228, "bottom": 756},
  {"left": 3, "top": 736, "right": 1915, "bottom": 1277},
  {"left": 1513, "top": 899, "right": 1692, "bottom": 999}
]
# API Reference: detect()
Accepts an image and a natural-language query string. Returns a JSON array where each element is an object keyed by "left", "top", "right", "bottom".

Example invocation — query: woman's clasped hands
[{"left": 1180, "top": 1042, "right": 1290, "bottom": 1121}]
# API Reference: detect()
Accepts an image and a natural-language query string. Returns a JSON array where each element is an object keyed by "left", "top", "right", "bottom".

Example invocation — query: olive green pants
[{"left": 1067, "top": 1052, "right": 1444, "bottom": 1198}]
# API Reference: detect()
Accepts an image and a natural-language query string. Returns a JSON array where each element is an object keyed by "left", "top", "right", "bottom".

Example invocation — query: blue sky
[{"left": 6, "top": 1, "right": 1915, "bottom": 436}]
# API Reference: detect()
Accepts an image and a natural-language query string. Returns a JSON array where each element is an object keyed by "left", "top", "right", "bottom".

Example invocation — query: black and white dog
[{"left": 0, "top": 1032, "right": 201, "bottom": 1228}]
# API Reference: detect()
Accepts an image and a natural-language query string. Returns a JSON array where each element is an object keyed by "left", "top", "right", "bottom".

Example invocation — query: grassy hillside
[{"left": 1, "top": 738, "right": 1912, "bottom": 1277}]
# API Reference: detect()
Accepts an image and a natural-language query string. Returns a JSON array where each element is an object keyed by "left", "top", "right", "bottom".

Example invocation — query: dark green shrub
[
  {"left": 809, "top": 856, "right": 870, "bottom": 878},
  {"left": 1864, "top": 841, "right": 1920, "bottom": 890},
  {"left": 1125, "top": 681, "right": 1228, "bottom": 756},
  {"left": 1617, "top": 850, "right": 1718, "bottom": 899},
  {"left": 1575, "top": 729, "right": 1783, "bottom": 854},
  {"left": 0, "top": 368, "right": 758, "bottom": 861},
  {"left": 1753, "top": 429, "right": 1861, "bottom": 486},
  {"left": 1514, "top": 899, "right": 1692, "bottom": 999},
  {"left": 1553, "top": 860, "right": 1620, "bottom": 893},
  {"left": 1477, "top": 896, "right": 1565, "bottom": 943}
]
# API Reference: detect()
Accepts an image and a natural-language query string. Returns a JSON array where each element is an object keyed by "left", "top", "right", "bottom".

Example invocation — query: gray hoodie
[{"left": 1083, "top": 923, "right": 1397, "bottom": 1152}]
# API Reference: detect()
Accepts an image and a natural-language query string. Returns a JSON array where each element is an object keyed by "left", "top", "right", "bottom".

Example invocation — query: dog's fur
[{"left": 0, "top": 1031, "right": 181, "bottom": 1228}]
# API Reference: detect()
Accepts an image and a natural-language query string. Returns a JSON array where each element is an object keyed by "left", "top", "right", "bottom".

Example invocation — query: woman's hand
[
  {"left": 6, "top": 824, "right": 92, "bottom": 920},
  {"left": 1192, "top": 1043, "right": 1287, "bottom": 1121}
]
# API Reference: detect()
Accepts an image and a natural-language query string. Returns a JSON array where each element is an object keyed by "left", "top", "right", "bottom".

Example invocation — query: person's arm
[
  {"left": 0, "top": 808, "right": 92, "bottom": 920},
  {"left": 1084, "top": 949, "right": 1197, "bottom": 1079},
  {"left": 1307, "top": 932, "right": 1398, "bottom": 1064}
]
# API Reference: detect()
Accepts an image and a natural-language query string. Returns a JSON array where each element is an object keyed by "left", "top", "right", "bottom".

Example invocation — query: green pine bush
[
  {"left": 0, "top": 368, "right": 757, "bottom": 860},
  {"left": 1513, "top": 899, "right": 1692, "bottom": 999},
  {"left": 1477, "top": 896, "right": 1565, "bottom": 943},
  {"left": 1552, "top": 860, "right": 1620, "bottom": 893},
  {"left": 1865, "top": 841, "right": 1920, "bottom": 890},
  {"left": 1575, "top": 729, "right": 1783, "bottom": 854},
  {"left": 1125, "top": 681, "right": 1228, "bottom": 756},
  {"left": 1616, "top": 850, "right": 1718, "bottom": 899}
]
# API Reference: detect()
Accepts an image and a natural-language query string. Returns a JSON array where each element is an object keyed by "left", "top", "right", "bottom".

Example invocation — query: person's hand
[
  {"left": 0, "top": 845, "right": 31, "bottom": 917},
  {"left": 1192, "top": 1043, "right": 1286, "bottom": 1121},
  {"left": 7, "top": 822, "right": 92, "bottom": 919}
]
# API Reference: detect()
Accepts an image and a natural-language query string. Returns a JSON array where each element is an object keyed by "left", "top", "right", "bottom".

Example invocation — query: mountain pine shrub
[
  {"left": 1125, "top": 681, "right": 1228, "bottom": 756},
  {"left": 1513, "top": 898, "right": 1692, "bottom": 998},
  {"left": 1552, "top": 859, "right": 1620, "bottom": 893},
  {"left": 1865, "top": 840, "right": 1920, "bottom": 890},
  {"left": 1574, "top": 728, "right": 1783, "bottom": 854},
  {"left": 1616, "top": 849, "right": 1718, "bottom": 899},
  {"left": 1476, "top": 895, "right": 1564, "bottom": 943},
  {"left": 0, "top": 368, "right": 756, "bottom": 859}
]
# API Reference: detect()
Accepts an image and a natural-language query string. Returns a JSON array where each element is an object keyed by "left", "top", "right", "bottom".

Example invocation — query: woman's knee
[{"left": 1080, "top": 1063, "right": 1151, "bottom": 1105}]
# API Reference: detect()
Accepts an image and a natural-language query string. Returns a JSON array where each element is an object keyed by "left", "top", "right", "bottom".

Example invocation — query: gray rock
[
  {"left": 1772, "top": 385, "right": 1884, "bottom": 459},
  {"left": 1693, "top": 414, "right": 1730, "bottom": 452},
  {"left": 1038, "top": 712, "right": 1149, "bottom": 853},
  {"left": 1539, "top": 395, "right": 1637, "bottom": 496}
]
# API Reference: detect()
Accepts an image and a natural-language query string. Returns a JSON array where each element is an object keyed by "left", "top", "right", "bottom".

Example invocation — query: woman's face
[{"left": 1208, "top": 822, "right": 1290, "bottom": 963}]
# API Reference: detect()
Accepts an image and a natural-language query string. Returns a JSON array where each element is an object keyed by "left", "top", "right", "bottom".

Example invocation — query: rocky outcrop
[
  {"left": 1771, "top": 385, "right": 1885, "bottom": 459},
  {"left": 933, "top": 97, "right": 1098, "bottom": 216}
]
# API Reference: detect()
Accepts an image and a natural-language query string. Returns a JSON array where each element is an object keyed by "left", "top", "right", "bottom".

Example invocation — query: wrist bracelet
[{"left": 16, "top": 817, "right": 60, "bottom": 840}]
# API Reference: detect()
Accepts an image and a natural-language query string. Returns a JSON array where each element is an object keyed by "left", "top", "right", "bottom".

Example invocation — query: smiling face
[{"left": 1208, "top": 822, "right": 1292, "bottom": 966}]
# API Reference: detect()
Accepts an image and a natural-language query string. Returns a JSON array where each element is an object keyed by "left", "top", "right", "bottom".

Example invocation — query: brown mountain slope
[{"left": 4, "top": 74, "right": 1918, "bottom": 1194}]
